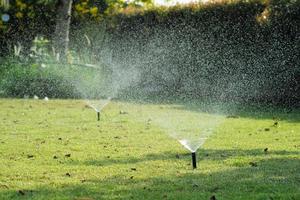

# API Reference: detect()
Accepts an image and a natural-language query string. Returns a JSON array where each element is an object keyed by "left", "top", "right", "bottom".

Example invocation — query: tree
[{"left": 53, "top": 0, "right": 73, "bottom": 62}]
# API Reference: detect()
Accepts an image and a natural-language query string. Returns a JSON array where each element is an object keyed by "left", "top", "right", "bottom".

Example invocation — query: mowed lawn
[{"left": 0, "top": 99, "right": 299, "bottom": 200}]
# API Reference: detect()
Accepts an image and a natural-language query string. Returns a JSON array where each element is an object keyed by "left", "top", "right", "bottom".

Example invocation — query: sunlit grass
[{"left": 0, "top": 99, "right": 299, "bottom": 199}]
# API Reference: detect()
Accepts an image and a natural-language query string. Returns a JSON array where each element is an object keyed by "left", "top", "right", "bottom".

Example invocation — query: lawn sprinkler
[
  {"left": 88, "top": 97, "right": 111, "bottom": 122},
  {"left": 192, "top": 152, "right": 197, "bottom": 169},
  {"left": 97, "top": 111, "right": 100, "bottom": 121},
  {"left": 179, "top": 139, "right": 199, "bottom": 169}
]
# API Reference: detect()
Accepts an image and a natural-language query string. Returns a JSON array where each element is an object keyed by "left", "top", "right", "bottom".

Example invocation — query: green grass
[{"left": 0, "top": 99, "right": 299, "bottom": 200}]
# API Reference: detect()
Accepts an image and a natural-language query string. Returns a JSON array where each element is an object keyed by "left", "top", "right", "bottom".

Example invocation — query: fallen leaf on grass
[
  {"left": 249, "top": 162, "right": 258, "bottom": 167},
  {"left": 18, "top": 190, "right": 34, "bottom": 195},
  {"left": 65, "top": 154, "right": 71, "bottom": 158},
  {"left": 27, "top": 155, "right": 34, "bottom": 159}
]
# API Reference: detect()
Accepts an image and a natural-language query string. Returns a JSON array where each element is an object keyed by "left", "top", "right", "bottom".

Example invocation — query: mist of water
[
  {"left": 137, "top": 103, "right": 225, "bottom": 152},
  {"left": 49, "top": 24, "right": 231, "bottom": 150},
  {"left": 22, "top": 16, "right": 292, "bottom": 151}
]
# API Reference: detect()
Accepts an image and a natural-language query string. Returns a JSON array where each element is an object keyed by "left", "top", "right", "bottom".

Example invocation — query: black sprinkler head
[
  {"left": 97, "top": 111, "right": 100, "bottom": 121},
  {"left": 192, "top": 152, "right": 197, "bottom": 169}
]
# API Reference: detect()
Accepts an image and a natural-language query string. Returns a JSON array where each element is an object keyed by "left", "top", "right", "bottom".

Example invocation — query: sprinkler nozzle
[
  {"left": 97, "top": 111, "right": 100, "bottom": 121},
  {"left": 192, "top": 152, "right": 197, "bottom": 169}
]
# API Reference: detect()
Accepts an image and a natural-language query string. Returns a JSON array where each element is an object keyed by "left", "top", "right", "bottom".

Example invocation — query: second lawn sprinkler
[
  {"left": 97, "top": 111, "right": 100, "bottom": 121},
  {"left": 87, "top": 97, "right": 111, "bottom": 121}
]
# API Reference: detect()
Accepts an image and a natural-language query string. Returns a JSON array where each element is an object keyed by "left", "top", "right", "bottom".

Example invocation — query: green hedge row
[
  {"left": 101, "top": 0, "right": 300, "bottom": 106},
  {"left": 0, "top": 0, "right": 299, "bottom": 106}
]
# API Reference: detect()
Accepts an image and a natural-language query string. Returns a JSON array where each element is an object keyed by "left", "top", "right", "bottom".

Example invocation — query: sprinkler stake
[
  {"left": 192, "top": 152, "right": 197, "bottom": 169},
  {"left": 97, "top": 111, "right": 100, "bottom": 121}
]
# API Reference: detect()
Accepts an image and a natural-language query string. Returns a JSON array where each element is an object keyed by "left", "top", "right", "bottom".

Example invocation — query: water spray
[
  {"left": 178, "top": 139, "right": 199, "bottom": 169},
  {"left": 87, "top": 97, "right": 111, "bottom": 121},
  {"left": 191, "top": 152, "right": 197, "bottom": 169},
  {"left": 141, "top": 105, "right": 225, "bottom": 170}
]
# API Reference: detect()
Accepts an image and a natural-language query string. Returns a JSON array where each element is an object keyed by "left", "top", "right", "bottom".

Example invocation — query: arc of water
[
  {"left": 86, "top": 97, "right": 111, "bottom": 112},
  {"left": 99, "top": 97, "right": 112, "bottom": 111}
]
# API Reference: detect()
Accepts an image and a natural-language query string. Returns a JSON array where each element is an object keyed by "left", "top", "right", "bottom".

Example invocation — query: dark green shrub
[{"left": 0, "top": 62, "right": 79, "bottom": 98}]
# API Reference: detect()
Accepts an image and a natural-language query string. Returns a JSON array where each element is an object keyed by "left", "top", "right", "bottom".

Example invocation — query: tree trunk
[{"left": 53, "top": 0, "right": 73, "bottom": 62}]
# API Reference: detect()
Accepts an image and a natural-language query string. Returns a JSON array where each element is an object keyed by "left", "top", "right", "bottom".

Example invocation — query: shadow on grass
[
  {"left": 1, "top": 157, "right": 299, "bottom": 200},
  {"left": 62, "top": 148, "right": 300, "bottom": 167}
]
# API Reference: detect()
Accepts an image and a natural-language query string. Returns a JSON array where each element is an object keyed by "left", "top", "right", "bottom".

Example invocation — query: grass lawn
[{"left": 0, "top": 99, "right": 299, "bottom": 200}]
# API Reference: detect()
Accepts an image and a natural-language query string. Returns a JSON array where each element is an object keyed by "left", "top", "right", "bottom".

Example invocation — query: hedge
[{"left": 0, "top": 0, "right": 299, "bottom": 106}]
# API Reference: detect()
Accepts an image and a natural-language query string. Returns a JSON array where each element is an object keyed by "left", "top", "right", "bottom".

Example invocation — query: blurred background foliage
[
  {"left": 1, "top": 0, "right": 298, "bottom": 56},
  {"left": 0, "top": 0, "right": 299, "bottom": 106}
]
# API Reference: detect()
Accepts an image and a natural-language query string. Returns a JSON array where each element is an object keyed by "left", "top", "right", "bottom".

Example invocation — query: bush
[{"left": 0, "top": 61, "right": 79, "bottom": 98}]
